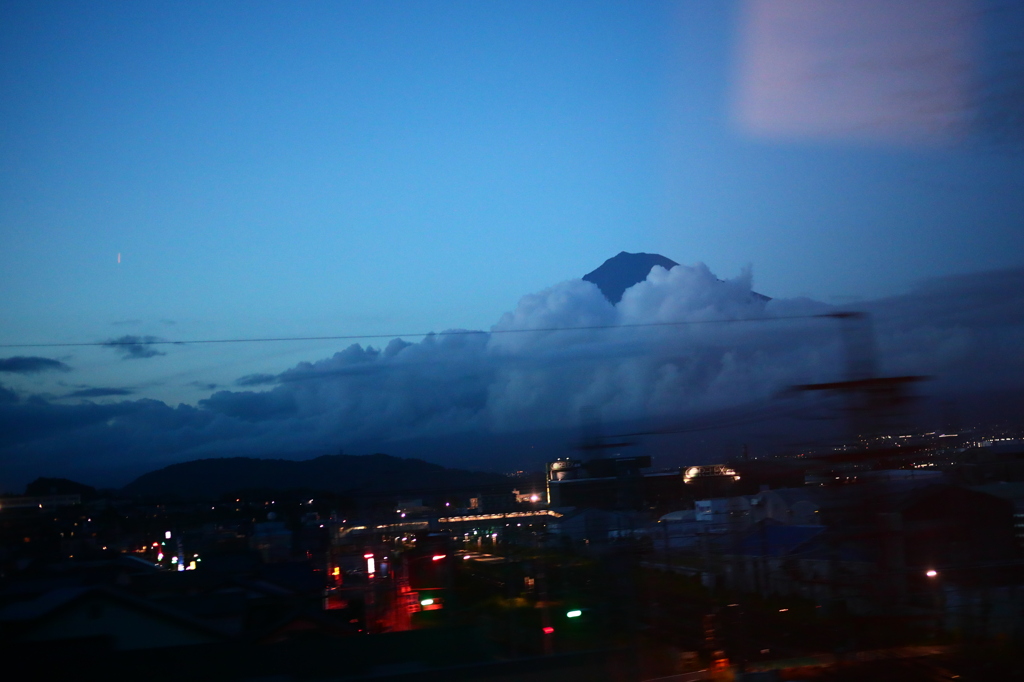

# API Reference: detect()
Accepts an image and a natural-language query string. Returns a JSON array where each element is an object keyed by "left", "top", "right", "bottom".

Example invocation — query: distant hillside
[
  {"left": 121, "top": 453, "right": 509, "bottom": 499},
  {"left": 25, "top": 476, "right": 98, "bottom": 500}
]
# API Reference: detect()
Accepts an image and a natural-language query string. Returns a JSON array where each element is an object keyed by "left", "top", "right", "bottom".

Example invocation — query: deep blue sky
[{"left": 2, "top": 0, "right": 1023, "bottom": 414}]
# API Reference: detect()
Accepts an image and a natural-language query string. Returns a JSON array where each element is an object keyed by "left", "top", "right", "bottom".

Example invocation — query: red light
[
  {"left": 542, "top": 626, "right": 555, "bottom": 635},
  {"left": 363, "top": 553, "right": 374, "bottom": 559},
  {"left": 431, "top": 554, "right": 446, "bottom": 561}
]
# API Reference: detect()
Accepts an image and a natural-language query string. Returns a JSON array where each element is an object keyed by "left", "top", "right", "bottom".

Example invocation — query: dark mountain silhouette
[
  {"left": 583, "top": 252, "right": 680, "bottom": 304},
  {"left": 583, "top": 251, "right": 771, "bottom": 304},
  {"left": 25, "top": 476, "right": 98, "bottom": 501},
  {"left": 121, "top": 453, "right": 509, "bottom": 499}
]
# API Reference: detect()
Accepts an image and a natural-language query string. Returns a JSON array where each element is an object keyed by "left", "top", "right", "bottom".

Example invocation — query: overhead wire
[{"left": 0, "top": 313, "right": 826, "bottom": 350}]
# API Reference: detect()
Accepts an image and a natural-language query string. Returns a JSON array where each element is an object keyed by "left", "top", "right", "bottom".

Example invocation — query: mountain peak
[
  {"left": 583, "top": 252, "right": 771, "bottom": 305},
  {"left": 583, "top": 252, "right": 680, "bottom": 304}
]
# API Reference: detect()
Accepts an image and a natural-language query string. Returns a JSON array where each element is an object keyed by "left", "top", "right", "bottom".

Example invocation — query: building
[
  {"left": 0, "top": 585, "right": 227, "bottom": 650},
  {"left": 545, "top": 455, "right": 685, "bottom": 512},
  {"left": 688, "top": 483, "right": 1021, "bottom": 636}
]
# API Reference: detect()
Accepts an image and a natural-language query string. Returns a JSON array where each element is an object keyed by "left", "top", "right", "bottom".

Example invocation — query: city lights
[
  {"left": 926, "top": 569, "right": 938, "bottom": 578},
  {"left": 438, "top": 510, "right": 563, "bottom": 523},
  {"left": 566, "top": 609, "right": 582, "bottom": 618}
]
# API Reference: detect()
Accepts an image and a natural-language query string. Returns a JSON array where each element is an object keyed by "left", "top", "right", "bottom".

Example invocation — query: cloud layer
[
  {"left": 102, "top": 335, "right": 167, "bottom": 360},
  {"left": 2, "top": 262, "right": 1023, "bottom": 489},
  {"left": 0, "top": 356, "right": 71, "bottom": 374},
  {"left": 64, "top": 387, "right": 135, "bottom": 399}
]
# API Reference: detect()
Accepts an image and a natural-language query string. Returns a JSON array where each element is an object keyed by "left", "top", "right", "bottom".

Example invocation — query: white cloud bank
[{"left": 2, "top": 262, "right": 1022, "bottom": 488}]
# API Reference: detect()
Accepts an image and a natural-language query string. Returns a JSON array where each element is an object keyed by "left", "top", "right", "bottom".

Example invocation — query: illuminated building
[{"left": 545, "top": 455, "right": 685, "bottom": 511}]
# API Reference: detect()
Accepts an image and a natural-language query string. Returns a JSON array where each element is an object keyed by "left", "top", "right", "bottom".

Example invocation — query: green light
[
  {"left": 566, "top": 609, "right": 582, "bottom": 618},
  {"left": 420, "top": 598, "right": 434, "bottom": 606}
]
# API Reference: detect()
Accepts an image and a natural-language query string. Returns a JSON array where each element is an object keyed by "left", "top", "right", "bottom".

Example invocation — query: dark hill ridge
[
  {"left": 122, "top": 453, "right": 509, "bottom": 499},
  {"left": 583, "top": 251, "right": 770, "bottom": 304},
  {"left": 25, "top": 476, "right": 98, "bottom": 500}
]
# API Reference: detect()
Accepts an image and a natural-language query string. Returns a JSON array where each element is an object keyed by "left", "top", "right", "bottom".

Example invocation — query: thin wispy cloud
[
  {"left": 0, "top": 356, "right": 71, "bottom": 374},
  {"left": 235, "top": 373, "right": 279, "bottom": 387},
  {"left": 102, "top": 335, "right": 167, "bottom": 360},
  {"left": 65, "top": 387, "right": 135, "bottom": 398},
  {"left": 189, "top": 381, "right": 220, "bottom": 391}
]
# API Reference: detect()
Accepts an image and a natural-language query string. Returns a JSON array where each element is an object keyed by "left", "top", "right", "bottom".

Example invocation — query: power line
[{"left": 0, "top": 314, "right": 827, "bottom": 350}]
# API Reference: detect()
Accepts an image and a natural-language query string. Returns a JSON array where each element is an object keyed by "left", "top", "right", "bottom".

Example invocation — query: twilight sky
[{"left": 2, "top": 1, "right": 1023, "bottom": 488}]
